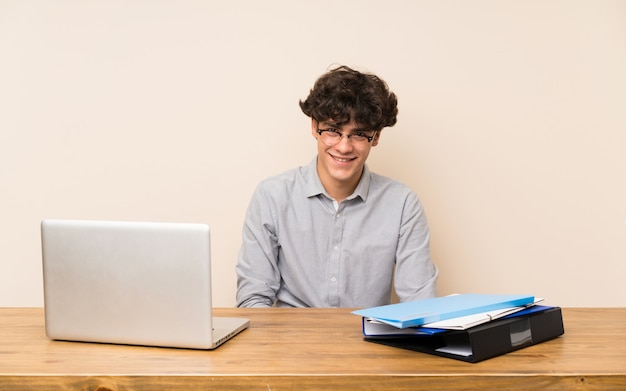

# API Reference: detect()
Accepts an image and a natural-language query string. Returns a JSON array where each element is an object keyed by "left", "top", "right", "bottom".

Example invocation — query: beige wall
[{"left": 1, "top": 0, "right": 624, "bottom": 307}]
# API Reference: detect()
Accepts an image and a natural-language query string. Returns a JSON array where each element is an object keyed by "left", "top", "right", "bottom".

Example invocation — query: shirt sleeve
[
  {"left": 393, "top": 191, "right": 439, "bottom": 301},
  {"left": 235, "top": 184, "right": 281, "bottom": 308}
]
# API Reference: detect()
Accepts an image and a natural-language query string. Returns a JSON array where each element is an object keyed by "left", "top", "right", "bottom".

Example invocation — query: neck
[{"left": 326, "top": 184, "right": 354, "bottom": 204}]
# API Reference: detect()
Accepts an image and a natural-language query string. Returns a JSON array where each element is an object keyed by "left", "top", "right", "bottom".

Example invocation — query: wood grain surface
[{"left": 1, "top": 307, "right": 625, "bottom": 390}]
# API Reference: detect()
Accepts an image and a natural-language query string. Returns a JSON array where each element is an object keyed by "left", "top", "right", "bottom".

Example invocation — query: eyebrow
[{"left": 319, "top": 121, "right": 373, "bottom": 133}]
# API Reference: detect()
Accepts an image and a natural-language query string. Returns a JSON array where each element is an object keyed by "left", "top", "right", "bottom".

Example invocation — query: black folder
[{"left": 365, "top": 306, "right": 564, "bottom": 363}]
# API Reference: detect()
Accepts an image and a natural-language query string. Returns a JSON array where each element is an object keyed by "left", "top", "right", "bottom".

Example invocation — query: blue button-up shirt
[{"left": 236, "top": 157, "right": 438, "bottom": 308}]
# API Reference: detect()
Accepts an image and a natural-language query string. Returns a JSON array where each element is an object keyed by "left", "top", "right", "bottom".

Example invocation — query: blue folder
[{"left": 352, "top": 294, "right": 535, "bottom": 329}]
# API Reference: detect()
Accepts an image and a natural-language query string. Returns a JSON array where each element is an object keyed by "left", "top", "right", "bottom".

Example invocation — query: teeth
[{"left": 334, "top": 157, "right": 352, "bottom": 162}]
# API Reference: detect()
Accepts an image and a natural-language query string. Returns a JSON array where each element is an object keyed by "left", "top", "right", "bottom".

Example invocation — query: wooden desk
[{"left": 1, "top": 308, "right": 625, "bottom": 390}]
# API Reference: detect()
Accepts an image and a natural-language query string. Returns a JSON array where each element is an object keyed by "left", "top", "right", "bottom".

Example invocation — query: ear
[
  {"left": 311, "top": 118, "right": 319, "bottom": 139},
  {"left": 371, "top": 130, "right": 382, "bottom": 147}
]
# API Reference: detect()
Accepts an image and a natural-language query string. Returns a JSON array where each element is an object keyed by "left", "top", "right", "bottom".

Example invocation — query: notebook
[
  {"left": 41, "top": 219, "right": 249, "bottom": 349},
  {"left": 352, "top": 293, "right": 536, "bottom": 329}
]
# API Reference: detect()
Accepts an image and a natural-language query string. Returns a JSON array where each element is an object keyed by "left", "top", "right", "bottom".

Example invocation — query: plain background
[{"left": 1, "top": 0, "right": 624, "bottom": 307}]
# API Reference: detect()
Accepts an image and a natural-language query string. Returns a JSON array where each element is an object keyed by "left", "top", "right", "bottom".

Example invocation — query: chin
[{"left": 329, "top": 167, "right": 359, "bottom": 182}]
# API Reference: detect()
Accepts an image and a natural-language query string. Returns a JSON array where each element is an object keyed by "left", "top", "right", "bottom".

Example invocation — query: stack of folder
[{"left": 352, "top": 294, "right": 564, "bottom": 363}]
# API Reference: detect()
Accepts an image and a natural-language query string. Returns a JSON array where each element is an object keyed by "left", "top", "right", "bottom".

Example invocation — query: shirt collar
[{"left": 305, "top": 156, "right": 371, "bottom": 202}]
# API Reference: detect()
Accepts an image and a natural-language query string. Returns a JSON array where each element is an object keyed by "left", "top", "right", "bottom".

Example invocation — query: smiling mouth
[{"left": 331, "top": 154, "right": 356, "bottom": 163}]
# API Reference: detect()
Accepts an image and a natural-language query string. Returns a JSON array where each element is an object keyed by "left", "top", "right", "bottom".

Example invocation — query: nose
[{"left": 334, "top": 134, "right": 354, "bottom": 151}]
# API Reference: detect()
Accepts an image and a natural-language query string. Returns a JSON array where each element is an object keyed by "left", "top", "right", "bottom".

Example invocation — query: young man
[{"left": 236, "top": 65, "right": 438, "bottom": 308}]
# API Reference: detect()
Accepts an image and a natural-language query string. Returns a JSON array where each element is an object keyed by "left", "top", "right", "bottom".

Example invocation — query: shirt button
[
  {"left": 333, "top": 246, "right": 339, "bottom": 251},
  {"left": 330, "top": 277, "right": 337, "bottom": 282}
]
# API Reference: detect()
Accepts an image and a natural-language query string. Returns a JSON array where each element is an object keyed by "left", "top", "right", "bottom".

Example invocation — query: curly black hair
[{"left": 299, "top": 65, "right": 398, "bottom": 131}]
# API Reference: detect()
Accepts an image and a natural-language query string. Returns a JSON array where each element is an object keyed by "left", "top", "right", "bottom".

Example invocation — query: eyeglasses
[{"left": 316, "top": 128, "right": 377, "bottom": 147}]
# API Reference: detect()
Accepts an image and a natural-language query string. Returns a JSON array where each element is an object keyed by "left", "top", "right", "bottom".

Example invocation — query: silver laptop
[{"left": 41, "top": 219, "right": 249, "bottom": 349}]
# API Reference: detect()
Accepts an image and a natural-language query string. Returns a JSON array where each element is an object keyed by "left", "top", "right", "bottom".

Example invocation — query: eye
[
  {"left": 351, "top": 131, "right": 372, "bottom": 141},
  {"left": 320, "top": 128, "right": 341, "bottom": 138}
]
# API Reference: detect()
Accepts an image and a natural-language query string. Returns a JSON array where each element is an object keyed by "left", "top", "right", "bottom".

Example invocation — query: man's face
[{"left": 311, "top": 118, "right": 380, "bottom": 193}]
